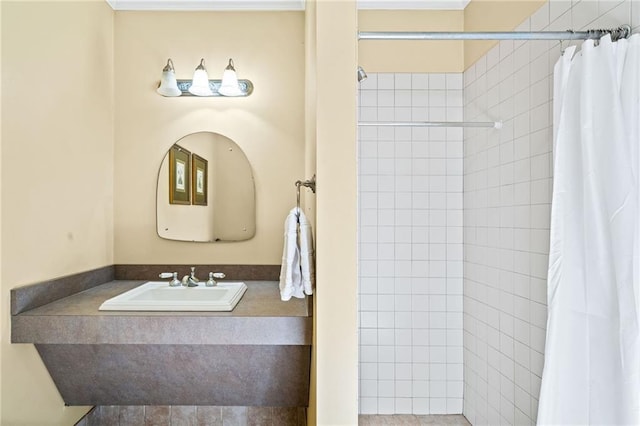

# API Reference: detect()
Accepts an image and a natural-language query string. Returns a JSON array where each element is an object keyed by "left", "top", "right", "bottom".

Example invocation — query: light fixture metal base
[{"left": 174, "top": 79, "right": 254, "bottom": 97}]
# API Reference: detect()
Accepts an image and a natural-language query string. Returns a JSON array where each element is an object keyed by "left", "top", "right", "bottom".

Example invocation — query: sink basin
[{"left": 98, "top": 281, "right": 248, "bottom": 311}]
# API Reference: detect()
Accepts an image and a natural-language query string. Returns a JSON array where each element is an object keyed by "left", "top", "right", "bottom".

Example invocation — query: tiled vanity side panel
[{"left": 77, "top": 405, "right": 307, "bottom": 426}]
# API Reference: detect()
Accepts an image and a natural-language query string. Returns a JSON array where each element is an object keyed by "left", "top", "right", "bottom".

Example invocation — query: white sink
[{"left": 98, "top": 281, "right": 248, "bottom": 312}]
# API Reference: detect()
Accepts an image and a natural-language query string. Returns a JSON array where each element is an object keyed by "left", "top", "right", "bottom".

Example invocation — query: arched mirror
[{"left": 156, "top": 132, "right": 256, "bottom": 242}]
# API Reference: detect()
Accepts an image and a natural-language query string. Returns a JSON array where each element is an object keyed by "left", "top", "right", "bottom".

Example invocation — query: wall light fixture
[
  {"left": 156, "top": 58, "right": 254, "bottom": 97},
  {"left": 156, "top": 59, "right": 181, "bottom": 97},
  {"left": 218, "top": 59, "right": 244, "bottom": 97},
  {"left": 189, "top": 58, "right": 214, "bottom": 96}
]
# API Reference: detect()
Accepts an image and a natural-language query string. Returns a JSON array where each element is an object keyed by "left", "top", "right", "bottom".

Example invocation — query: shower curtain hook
[{"left": 559, "top": 40, "right": 565, "bottom": 55}]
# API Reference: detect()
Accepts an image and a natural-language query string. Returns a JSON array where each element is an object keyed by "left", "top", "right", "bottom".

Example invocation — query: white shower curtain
[{"left": 538, "top": 34, "right": 640, "bottom": 425}]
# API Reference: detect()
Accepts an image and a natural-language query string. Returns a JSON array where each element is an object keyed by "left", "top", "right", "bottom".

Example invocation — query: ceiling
[{"left": 106, "top": 0, "right": 471, "bottom": 11}]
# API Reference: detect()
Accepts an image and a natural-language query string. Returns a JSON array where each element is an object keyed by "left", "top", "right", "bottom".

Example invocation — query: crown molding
[
  {"left": 106, "top": 0, "right": 470, "bottom": 11},
  {"left": 358, "top": 0, "right": 470, "bottom": 10},
  {"left": 105, "top": 0, "right": 305, "bottom": 11}
]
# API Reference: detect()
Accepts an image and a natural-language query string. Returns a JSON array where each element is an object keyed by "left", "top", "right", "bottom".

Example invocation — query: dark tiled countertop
[{"left": 12, "top": 280, "right": 312, "bottom": 346}]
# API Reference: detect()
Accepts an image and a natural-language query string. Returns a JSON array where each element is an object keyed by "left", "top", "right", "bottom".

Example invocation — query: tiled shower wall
[
  {"left": 358, "top": 73, "right": 464, "bottom": 415},
  {"left": 462, "top": 1, "right": 640, "bottom": 425}
]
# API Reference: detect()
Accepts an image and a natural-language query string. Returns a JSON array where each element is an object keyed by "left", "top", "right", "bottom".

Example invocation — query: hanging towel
[
  {"left": 279, "top": 207, "right": 315, "bottom": 301},
  {"left": 297, "top": 208, "right": 315, "bottom": 297}
]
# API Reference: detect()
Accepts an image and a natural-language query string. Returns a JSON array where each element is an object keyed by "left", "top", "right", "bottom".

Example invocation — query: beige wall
[
  {"left": 464, "top": 0, "right": 546, "bottom": 67},
  {"left": 113, "top": 11, "right": 305, "bottom": 265},
  {"left": 1, "top": 1, "right": 114, "bottom": 424},
  {"left": 357, "top": 1, "right": 547, "bottom": 73},
  {"left": 358, "top": 10, "right": 465, "bottom": 72},
  {"left": 304, "top": 1, "right": 317, "bottom": 424},
  {"left": 1, "top": 1, "right": 3, "bottom": 421},
  {"left": 314, "top": 1, "right": 358, "bottom": 424}
]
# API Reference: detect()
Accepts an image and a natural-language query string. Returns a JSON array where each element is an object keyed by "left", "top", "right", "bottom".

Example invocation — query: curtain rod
[
  {"left": 358, "top": 25, "right": 631, "bottom": 41},
  {"left": 358, "top": 121, "right": 502, "bottom": 129}
]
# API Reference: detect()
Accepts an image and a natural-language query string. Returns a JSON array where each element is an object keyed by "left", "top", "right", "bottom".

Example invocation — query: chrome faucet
[
  {"left": 182, "top": 267, "right": 200, "bottom": 287},
  {"left": 190, "top": 267, "right": 199, "bottom": 283}
]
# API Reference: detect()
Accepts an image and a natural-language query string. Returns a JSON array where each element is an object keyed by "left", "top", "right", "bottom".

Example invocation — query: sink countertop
[{"left": 12, "top": 280, "right": 312, "bottom": 346}]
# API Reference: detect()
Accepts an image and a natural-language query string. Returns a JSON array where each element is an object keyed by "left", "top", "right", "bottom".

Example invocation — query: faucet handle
[
  {"left": 205, "top": 272, "right": 225, "bottom": 287},
  {"left": 169, "top": 272, "right": 181, "bottom": 287},
  {"left": 160, "top": 272, "right": 182, "bottom": 287},
  {"left": 206, "top": 272, "right": 216, "bottom": 287}
]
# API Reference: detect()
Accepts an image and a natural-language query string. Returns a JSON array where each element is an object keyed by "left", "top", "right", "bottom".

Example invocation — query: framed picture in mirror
[
  {"left": 169, "top": 144, "right": 191, "bottom": 205},
  {"left": 157, "top": 132, "right": 256, "bottom": 242},
  {"left": 192, "top": 153, "right": 208, "bottom": 206}
]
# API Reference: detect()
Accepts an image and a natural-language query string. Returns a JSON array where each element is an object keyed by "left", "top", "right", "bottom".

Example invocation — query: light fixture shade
[
  {"left": 218, "top": 59, "right": 243, "bottom": 97},
  {"left": 189, "top": 58, "right": 214, "bottom": 96},
  {"left": 157, "top": 59, "right": 181, "bottom": 97}
]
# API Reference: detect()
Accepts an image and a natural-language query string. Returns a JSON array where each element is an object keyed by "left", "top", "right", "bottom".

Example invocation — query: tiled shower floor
[{"left": 359, "top": 415, "right": 471, "bottom": 425}]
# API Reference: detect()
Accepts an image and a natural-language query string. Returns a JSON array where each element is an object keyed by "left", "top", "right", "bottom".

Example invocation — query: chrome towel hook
[{"left": 295, "top": 175, "right": 317, "bottom": 212}]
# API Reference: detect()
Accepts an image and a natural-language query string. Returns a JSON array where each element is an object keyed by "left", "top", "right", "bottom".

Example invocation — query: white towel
[
  {"left": 298, "top": 209, "right": 315, "bottom": 296},
  {"left": 279, "top": 207, "right": 315, "bottom": 301}
]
